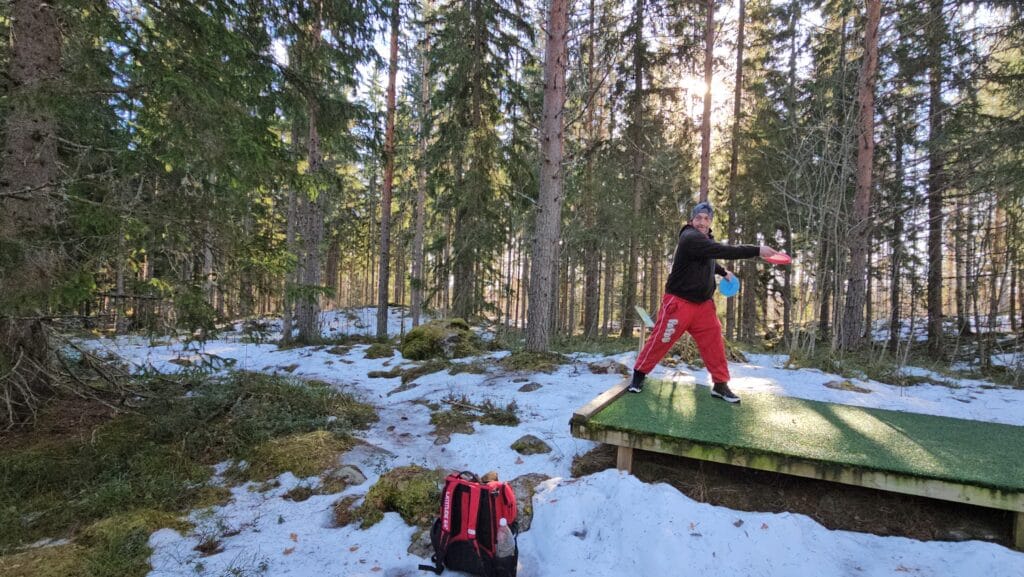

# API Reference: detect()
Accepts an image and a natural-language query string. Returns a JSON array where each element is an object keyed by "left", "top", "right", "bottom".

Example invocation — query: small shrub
[
  {"left": 668, "top": 335, "right": 746, "bottom": 366},
  {"left": 430, "top": 409, "right": 476, "bottom": 438},
  {"left": 430, "top": 394, "right": 520, "bottom": 436}
]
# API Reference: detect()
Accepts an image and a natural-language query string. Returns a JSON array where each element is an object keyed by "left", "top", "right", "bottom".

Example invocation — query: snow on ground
[{"left": 84, "top": 308, "right": 1024, "bottom": 576}]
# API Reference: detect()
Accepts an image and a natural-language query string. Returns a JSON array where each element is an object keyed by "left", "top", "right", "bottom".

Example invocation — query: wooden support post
[
  {"left": 616, "top": 445, "right": 633, "bottom": 472},
  {"left": 1015, "top": 511, "right": 1024, "bottom": 551}
]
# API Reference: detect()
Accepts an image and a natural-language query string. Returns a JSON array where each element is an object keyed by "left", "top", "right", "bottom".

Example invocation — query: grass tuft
[{"left": 240, "top": 431, "right": 353, "bottom": 482}]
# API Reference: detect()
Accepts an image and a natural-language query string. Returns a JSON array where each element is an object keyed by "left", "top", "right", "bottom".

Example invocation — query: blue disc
[{"left": 719, "top": 276, "right": 740, "bottom": 298}]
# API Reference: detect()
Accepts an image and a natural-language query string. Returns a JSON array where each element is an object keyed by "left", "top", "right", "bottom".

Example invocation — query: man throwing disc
[{"left": 628, "top": 201, "right": 782, "bottom": 403}]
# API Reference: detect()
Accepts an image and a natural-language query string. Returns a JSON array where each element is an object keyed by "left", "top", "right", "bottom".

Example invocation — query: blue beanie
[{"left": 690, "top": 201, "right": 713, "bottom": 220}]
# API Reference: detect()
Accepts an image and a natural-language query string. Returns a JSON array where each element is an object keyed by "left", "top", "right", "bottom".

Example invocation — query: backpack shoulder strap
[{"left": 465, "top": 481, "right": 482, "bottom": 539}]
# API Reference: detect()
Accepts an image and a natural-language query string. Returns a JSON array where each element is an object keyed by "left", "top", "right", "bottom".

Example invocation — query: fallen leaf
[
  {"left": 283, "top": 547, "right": 295, "bottom": 556},
  {"left": 761, "top": 523, "right": 769, "bottom": 530},
  {"left": 689, "top": 522, "right": 698, "bottom": 531},
  {"left": 290, "top": 533, "right": 298, "bottom": 542},
  {"left": 372, "top": 567, "right": 382, "bottom": 572},
  {"left": 349, "top": 545, "right": 359, "bottom": 552}
]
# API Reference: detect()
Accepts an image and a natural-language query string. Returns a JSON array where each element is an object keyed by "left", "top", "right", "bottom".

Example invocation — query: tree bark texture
[
  {"left": 411, "top": 0, "right": 432, "bottom": 328},
  {"left": 839, "top": 0, "right": 879, "bottom": 350},
  {"left": 526, "top": 0, "right": 568, "bottom": 351},
  {"left": 0, "top": 0, "right": 63, "bottom": 429},
  {"left": 926, "top": 0, "right": 947, "bottom": 356},
  {"left": 698, "top": 0, "right": 715, "bottom": 202},
  {"left": 725, "top": 0, "right": 745, "bottom": 340},
  {"left": 377, "top": 0, "right": 400, "bottom": 339},
  {"left": 620, "top": 0, "right": 644, "bottom": 339}
]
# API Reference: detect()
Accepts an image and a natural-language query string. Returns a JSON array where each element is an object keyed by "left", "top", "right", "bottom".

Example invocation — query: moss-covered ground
[{"left": 0, "top": 371, "right": 377, "bottom": 576}]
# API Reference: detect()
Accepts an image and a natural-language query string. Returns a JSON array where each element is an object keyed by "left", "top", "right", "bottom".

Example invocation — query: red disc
[{"left": 764, "top": 253, "right": 793, "bottom": 265}]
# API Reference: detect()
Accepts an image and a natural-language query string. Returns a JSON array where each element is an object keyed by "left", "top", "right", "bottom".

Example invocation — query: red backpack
[{"left": 418, "top": 471, "right": 518, "bottom": 577}]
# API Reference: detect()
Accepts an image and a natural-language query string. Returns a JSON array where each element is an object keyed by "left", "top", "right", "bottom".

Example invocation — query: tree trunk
[
  {"left": 725, "top": 0, "right": 745, "bottom": 340},
  {"left": 325, "top": 237, "right": 340, "bottom": 308},
  {"left": 582, "top": 0, "right": 600, "bottom": 339},
  {"left": 888, "top": 113, "right": 906, "bottom": 353},
  {"left": 926, "top": 0, "right": 946, "bottom": 357},
  {"left": 0, "top": 0, "right": 63, "bottom": 429},
  {"left": 411, "top": 0, "right": 432, "bottom": 327},
  {"left": 294, "top": 10, "right": 326, "bottom": 343},
  {"left": 620, "top": 0, "right": 644, "bottom": 339},
  {"left": 839, "top": 0, "right": 879, "bottom": 350},
  {"left": 377, "top": 0, "right": 400, "bottom": 339},
  {"left": 698, "top": 0, "right": 715, "bottom": 202},
  {"left": 741, "top": 259, "right": 757, "bottom": 342},
  {"left": 526, "top": 0, "right": 568, "bottom": 351},
  {"left": 603, "top": 253, "right": 615, "bottom": 336}
]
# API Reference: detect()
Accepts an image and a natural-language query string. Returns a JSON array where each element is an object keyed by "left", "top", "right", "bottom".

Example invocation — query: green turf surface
[{"left": 587, "top": 380, "right": 1024, "bottom": 492}]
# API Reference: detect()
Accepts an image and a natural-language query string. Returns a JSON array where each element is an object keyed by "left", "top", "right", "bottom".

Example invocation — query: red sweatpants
[{"left": 633, "top": 293, "right": 730, "bottom": 383}]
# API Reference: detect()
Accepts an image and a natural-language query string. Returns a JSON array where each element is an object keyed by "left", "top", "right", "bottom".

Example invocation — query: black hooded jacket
[{"left": 665, "top": 225, "right": 760, "bottom": 302}]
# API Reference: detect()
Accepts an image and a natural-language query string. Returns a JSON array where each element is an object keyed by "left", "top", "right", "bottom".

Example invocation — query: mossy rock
[
  {"left": 499, "top": 351, "right": 568, "bottom": 373},
  {"left": 355, "top": 466, "right": 446, "bottom": 529},
  {"left": 400, "top": 359, "right": 451, "bottom": 384},
  {"left": 241, "top": 430, "right": 353, "bottom": 481},
  {"left": 399, "top": 319, "right": 481, "bottom": 361},
  {"left": 364, "top": 343, "right": 394, "bottom": 359},
  {"left": 587, "top": 360, "right": 629, "bottom": 376},
  {"left": 510, "top": 435, "right": 551, "bottom": 455}
]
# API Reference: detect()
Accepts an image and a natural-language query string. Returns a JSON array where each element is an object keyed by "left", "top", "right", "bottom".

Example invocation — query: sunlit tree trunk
[
  {"left": 839, "top": 0, "right": 879, "bottom": 350},
  {"left": 620, "top": 0, "right": 644, "bottom": 339},
  {"left": 411, "top": 0, "right": 432, "bottom": 328},
  {"left": 725, "top": 0, "right": 745, "bottom": 340},
  {"left": 526, "top": 0, "right": 568, "bottom": 351},
  {"left": 377, "top": 0, "right": 400, "bottom": 338},
  {"left": 698, "top": 0, "right": 714, "bottom": 202}
]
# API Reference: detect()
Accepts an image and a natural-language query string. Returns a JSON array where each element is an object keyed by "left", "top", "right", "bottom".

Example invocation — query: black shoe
[
  {"left": 627, "top": 370, "right": 646, "bottom": 393},
  {"left": 711, "top": 382, "right": 740, "bottom": 403}
]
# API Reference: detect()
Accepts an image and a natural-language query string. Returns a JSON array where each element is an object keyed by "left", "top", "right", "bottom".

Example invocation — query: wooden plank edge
[
  {"left": 570, "top": 377, "right": 630, "bottom": 425},
  {"left": 570, "top": 425, "right": 1024, "bottom": 514}
]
